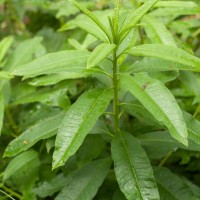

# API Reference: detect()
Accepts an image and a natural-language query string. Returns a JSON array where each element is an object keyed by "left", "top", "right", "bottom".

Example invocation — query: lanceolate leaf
[
  {"left": 120, "top": 73, "right": 188, "bottom": 145},
  {"left": 55, "top": 158, "right": 111, "bottom": 200},
  {"left": 154, "top": 1, "right": 197, "bottom": 8},
  {"left": 3, "top": 150, "right": 40, "bottom": 181},
  {"left": 12, "top": 50, "right": 90, "bottom": 79},
  {"left": 87, "top": 43, "right": 116, "bottom": 68},
  {"left": 4, "top": 112, "right": 65, "bottom": 157},
  {"left": 52, "top": 88, "right": 113, "bottom": 169},
  {"left": 0, "top": 36, "right": 14, "bottom": 63},
  {"left": 126, "top": 44, "right": 200, "bottom": 71},
  {"left": 143, "top": 16, "right": 176, "bottom": 46},
  {"left": 69, "top": 0, "right": 111, "bottom": 42},
  {"left": 154, "top": 167, "right": 200, "bottom": 200},
  {"left": 183, "top": 111, "right": 200, "bottom": 145},
  {"left": 111, "top": 132, "right": 159, "bottom": 200},
  {"left": 120, "top": 0, "right": 159, "bottom": 41}
]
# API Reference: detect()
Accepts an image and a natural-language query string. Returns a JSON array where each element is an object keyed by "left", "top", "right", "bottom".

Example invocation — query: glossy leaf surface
[
  {"left": 52, "top": 88, "right": 113, "bottom": 169},
  {"left": 12, "top": 50, "right": 90, "bottom": 78},
  {"left": 111, "top": 132, "right": 159, "bottom": 200},
  {"left": 120, "top": 73, "right": 188, "bottom": 145},
  {"left": 4, "top": 112, "right": 65, "bottom": 157},
  {"left": 126, "top": 44, "right": 200, "bottom": 71}
]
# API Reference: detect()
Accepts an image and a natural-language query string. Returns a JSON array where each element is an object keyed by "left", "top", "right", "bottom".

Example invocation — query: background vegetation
[{"left": 0, "top": 0, "right": 200, "bottom": 199}]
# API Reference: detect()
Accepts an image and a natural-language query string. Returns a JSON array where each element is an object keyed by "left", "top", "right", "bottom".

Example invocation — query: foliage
[{"left": 0, "top": 0, "right": 200, "bottom": 199}]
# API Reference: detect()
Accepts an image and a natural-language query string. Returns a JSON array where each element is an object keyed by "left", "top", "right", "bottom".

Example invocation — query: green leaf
[
  {"left": 0, "top": 36, "right": 14, "bottom": 63},
  {"left": 150, "top": 7, "right": 200, "bottom": 17},
  {"left": 143, "top": 16, "right": 176, "bottom": 46},
  {"left": 139, "top": 131, "right": 200, "bottom": 159},
  {"left": 154, "top": 167, "right": 200, "bottom": 200},
  {"left": 120, "top": 73, "right": 188, "bottom": 145},
  {"left": 111, "top": 132, "right": 159, "bottom": 200},
  {"left": 154, "top": 1, "right": 198, "bottom": 8},
  {"left": 12, "top": 50, "right": 90, "bottom": 79},
  {"left": 87, "top": 43, "right": 116, "bottom": 68},
  {"left": 3, "top": 150, "right": 40, "bottom": 181},
  {"left": 183, "top": 111, "right": 200, "bottom": 145},
  {"left": 52, "top": 88, "right": 113, "bottom": 169},
  {"left": 33, "top": 174, "right": 69, "bottom": 198},
  {"left": 29, "top": 73, "right": 86, "bottom": 86},
  {"left": 5, "top": 37, "right": 45, "bottom": 72},
  {"left": 131, "top": 58, "right": 189, "bottom": 72},
  {"left": 126, "top": 44, "right": 200, "bottom": 71},
  {"left": 60, "top": 16, "right": 108, "bottom": 42},
  {"left": 179, "top": 71, "right": 200, "bottom": 97},
  {"left": 55, "top": 158, "right": 111, "bottom": 200},
  {"left": 4, "top": 112, "right": 65, "bottom": 157},
  {"left": 120, "top": 0, "right": 159, "bottom": 41},
  {"left": 0, "top": 71, "right": 14, "bottom": 80},
  {"left": 68, "top": 0, "right": 111, "bottom": 42}
]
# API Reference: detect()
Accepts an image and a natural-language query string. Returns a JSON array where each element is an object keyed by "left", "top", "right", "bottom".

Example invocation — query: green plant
[{"left": 1, "top": 0, "right": 200, "bottom": 199}]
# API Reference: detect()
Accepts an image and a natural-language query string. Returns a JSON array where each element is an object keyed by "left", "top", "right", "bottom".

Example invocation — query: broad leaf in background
[
  {"left": 87, "top": 43, "right": 116, "bottom": 68},
  {"left": 154, "top": 167, "right": 200, "bottom": 200},
  {"left": 130, "top": 58, "right": 188, "bottom": 72},
  {"left": 150, "top": 7, "right": 200, "bottom": 17},
  {"left": 69, "top": 0, "right": 111, "bottom": 42},
  {"left": 183, "top": 111, "right": 200, "bottom": 145},
  {"left": 139, "top": 131, "right": 200, "bottom": 159},
  {"left": 0, "top": 36, "right": 14, "bottom": 64},
  {"left": 33, "top": 174, "right": 70, "bottom": 198},
  {"left": 55, "top": 158, "right": 111, "bottom": 200},
  {"left": 3, "top": 150, "right": 40, "bottom": 181},
  {"left": 12, "top": 50, "right": 90, "bottom": 79},
  {"left": 143, "top": 15, "right": 176, "bottom": 46},
  {"left": 4, "top": 37, "right": 45, "bottom": 72},
  {"left": 59, "top": 9, "right": 112, "bottom": 42},
  {"left": 4, "top": 112, "right": 65, "bottom": 157},
  {"left": 120, "top": 73, "right": 188, "bottom": 145},
  {"left": 29, "top": 73, "right": 86, "bottom": 86},
  {"left": 52, "top": 88, "right": 113, "bottom": 169},
  {"left": 139, "top": 0, "right": 197, "bottom": 8},
  {"left": 111, "top": 132, "right": 159, "bottom": 200},
  {"left": 126, "top": 44, "right": 200, "bottom": 71},
  {"left": 179, "top": 71, "right": 200, "bottom": 100},
  {"left": 120, "top": 0, "right": 159, "bottom": 43}
]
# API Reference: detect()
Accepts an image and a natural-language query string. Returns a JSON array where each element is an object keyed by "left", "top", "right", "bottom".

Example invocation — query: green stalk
[{"left": 112, "top": 49, "right": 119, "bottom": 133}]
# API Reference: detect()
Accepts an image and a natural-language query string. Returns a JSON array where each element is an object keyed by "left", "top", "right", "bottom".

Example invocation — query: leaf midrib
[
  {"left": 119, "top": 134, "right": 144, "bottom": 199},
  {"left": 14, "top": 53, "right": 88, "bottom": 73},
  {"left": 123, "top": 75, "right": 186, "bottom": 142},
  {"left": 56, "top": 89, "right": 111, "bottom": 167}
]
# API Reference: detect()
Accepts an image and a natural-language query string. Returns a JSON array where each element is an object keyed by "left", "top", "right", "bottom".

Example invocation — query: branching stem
[{"left": 112, "top": 49, "right": 119, "bottom": 133}]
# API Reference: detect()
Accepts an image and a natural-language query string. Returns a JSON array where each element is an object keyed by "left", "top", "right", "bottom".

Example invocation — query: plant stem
[
  {"left": 158, "top": 150, "right": 173, "bottom": 167},
  {"left": 112, "top": 49, "right": 119, "bottom": 133},
  {"left": 0, "top": 185, "right": 22, "bottom": 199}
]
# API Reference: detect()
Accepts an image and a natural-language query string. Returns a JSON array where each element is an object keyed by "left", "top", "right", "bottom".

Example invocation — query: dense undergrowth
[{"left": 1, "top": 0, "right": 200, "bottom": 199}]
